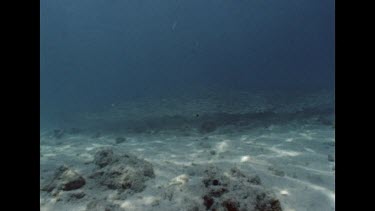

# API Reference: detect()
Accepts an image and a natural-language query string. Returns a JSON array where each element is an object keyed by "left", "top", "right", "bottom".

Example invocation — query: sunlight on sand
[
  {"left": 78, "top": 153, "right": 93, "bottom": 160},
  {"left": 44, "top": 153, "right": 57, "bottom": 157},
  {"left": 285, "top": 138, "right": 294, "bottom": 142},
  {"left": 55, "top": 145, "right": 72, "bottom": 150},
  {"left": 240, "top": 155, "right": 252, "bottom": 162},
  {"left": 293, "top": 165, "right": 332, "bottom": 175},
  {"left": 92, "top": 143, "right": 112, "bottom": 148},
  {"left": 216, "top": 140, "right": 230, "bottom": 152},
  {"left": 304, "top": 148, "right": 316, "bottom": 153},
  {"left": 304, "top": 181, "right": 335, "bottom": 202},
  {"left": 269, "top": 147, "right": 301, "bottom": 157},
  {"left": 299, "top": 132, "right": 314, "bottom": 140},
  {"left": 121, "top": 201, "right": 136, "bottom": 209},
  {"left": 240, "top": 135, "right": 249, "bottom": 141},
  {"left": 85, "top": 147, "right": 95, "bottom": 151}
]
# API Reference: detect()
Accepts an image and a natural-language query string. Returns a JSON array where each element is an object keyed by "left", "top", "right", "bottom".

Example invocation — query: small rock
[
  {"left": 42, "top": 165, "right": 86, "bottom": 192},
  {"left": 67, "top": 190, "right": 86, "bottom": 201},
  {"left": 91, "top": 149, "right": 155, "bottom": 193},
  {"left": 328, "top": 154, "right": 335, "bottom": 162},
  {"left": 115, "top": 137, "right": 127, "bottom": 144},
  {"left": 222, "top": 199, "right": 239, "bottom": 211},
  {"left": 203, "top": 195, "right": 214, "bottom": 210},
  {"left": 274, "top": 170, "right": 285, "bottom": 177},
  {"left": 268, "top": 167, "right": 285, "bottom": 177},
  {"left": 210, "top": 150, "right": 216, "bottom": 155},
  {"left": 151, "top": 199, "right": 160, "bottom": 207}
]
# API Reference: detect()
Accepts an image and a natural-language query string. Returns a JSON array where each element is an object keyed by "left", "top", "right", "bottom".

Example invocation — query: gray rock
[
  {"left": 94, "top": 148, "right": 117, "bottom": 168},
  {"left": 268, "top": 167, "right": 285, "bottom": 177},
  {"left": 41, "top": 165, "right": 86, "bottom": 192},
  {"left": 199, "top": 165, "right": 282, "bottom": 211},
  {"left": 69, "top": 191, "right": 85, "bottom": 199},
  {"left": 91, "top": 148, "right": 155, "bottom": 193},
  {"left": 210, "top": 150, "right": 216, "bottom": 155},
  {"left": 65, "top": 190, "right": 86, "bottom": 201}
]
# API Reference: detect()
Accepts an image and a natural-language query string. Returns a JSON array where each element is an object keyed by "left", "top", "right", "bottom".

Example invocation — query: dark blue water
[{"left": 40, "top": 0, "right": 334, "bottom": 128}]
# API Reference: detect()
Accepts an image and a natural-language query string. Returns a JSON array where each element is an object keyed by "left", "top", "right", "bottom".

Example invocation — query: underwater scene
[{"left": 40, "top": 0, "right": 335, "bottom": 211}]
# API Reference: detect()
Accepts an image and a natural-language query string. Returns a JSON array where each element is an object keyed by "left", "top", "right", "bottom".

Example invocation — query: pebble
[{"left": 328, "top": 154, "right": 335, "bottom": 162}]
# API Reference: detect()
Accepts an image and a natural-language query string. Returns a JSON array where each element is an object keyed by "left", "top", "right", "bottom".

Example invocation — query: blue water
[{"left": 40, "top": 0, "right": 334, "bottom": 128}]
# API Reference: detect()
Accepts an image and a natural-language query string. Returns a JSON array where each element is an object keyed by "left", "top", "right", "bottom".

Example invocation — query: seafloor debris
[
  {"left": 90, "top": 148, "right": 155, "bottom": 193},
  {"left": 115, "top": 137, "right": 127, "bottom": 144},
  {"left": 41, "top": 165, "right": 86, "bottom": 193},
  {"left": 156, "top": 165, "right": 282, "bottom": 211},
  {"left": 41, "top": 149, "right": 156, "bottom": 206},
  {"left": 201, "top": 166, "right": 281, "bottom": 211}
]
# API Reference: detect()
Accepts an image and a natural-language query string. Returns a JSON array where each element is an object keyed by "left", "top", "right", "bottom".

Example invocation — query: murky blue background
[{"left": 40, "top": 0, "right": 334, "bottom": 127}]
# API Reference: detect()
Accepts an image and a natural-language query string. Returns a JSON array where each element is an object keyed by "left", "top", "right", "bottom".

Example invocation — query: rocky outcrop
[
  {"left": 90, "top": 148, "right": 155, "bottom": 193},
  {"left": 156, "top": 165, "right": 282, "bottom": 211}
]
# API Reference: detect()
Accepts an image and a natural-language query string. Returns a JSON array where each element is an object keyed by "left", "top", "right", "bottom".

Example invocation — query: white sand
[{"left": 40, "top": 90, "right": 335, "bottom": 211}]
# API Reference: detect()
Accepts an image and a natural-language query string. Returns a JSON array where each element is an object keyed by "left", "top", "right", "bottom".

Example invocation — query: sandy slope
[{"left": 40, "top": 90, "right": 334, "bottom": 211}]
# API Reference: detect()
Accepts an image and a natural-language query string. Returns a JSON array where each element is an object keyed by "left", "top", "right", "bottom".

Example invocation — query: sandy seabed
[{"left": 40, "top": 90, "right": 335, "bottom": 211}]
